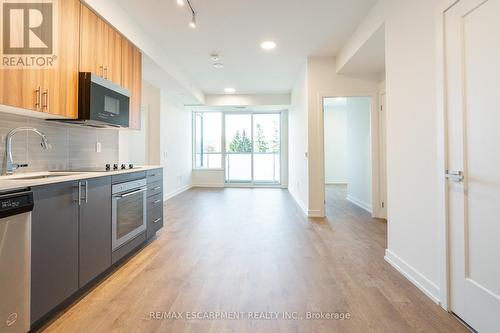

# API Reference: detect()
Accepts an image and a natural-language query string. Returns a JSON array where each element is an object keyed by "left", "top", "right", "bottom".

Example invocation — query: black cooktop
[{"left": 55, "top": 164, "right": 142, "bottom": 172}]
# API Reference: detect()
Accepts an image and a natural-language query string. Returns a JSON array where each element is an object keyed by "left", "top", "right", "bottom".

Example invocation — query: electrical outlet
[{"left": 95, "top": 142, "right": 102, "bottom": 153}]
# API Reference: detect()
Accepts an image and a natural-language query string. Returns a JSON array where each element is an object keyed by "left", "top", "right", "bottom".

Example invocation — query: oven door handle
[{"left": 115, "top": 187, "right": 147, "bottom": 198}]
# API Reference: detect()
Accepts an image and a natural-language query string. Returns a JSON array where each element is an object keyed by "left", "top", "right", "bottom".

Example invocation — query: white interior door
[{"left": 445, "top": 1, "right": 500, "bottom": 332}]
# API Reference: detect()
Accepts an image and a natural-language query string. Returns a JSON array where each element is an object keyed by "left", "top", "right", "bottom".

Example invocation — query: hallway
[{"left": 41, "top": 187, "right": 467, "bottom": 333}]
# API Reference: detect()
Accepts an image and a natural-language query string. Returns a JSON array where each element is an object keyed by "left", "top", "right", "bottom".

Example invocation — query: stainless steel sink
[{"left": 9, "top": 173, "right": 84, "bottom": 180}]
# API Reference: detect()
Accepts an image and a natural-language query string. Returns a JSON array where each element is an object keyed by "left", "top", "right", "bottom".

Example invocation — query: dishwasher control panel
[{"left": 0, "top": 191, "right": 34, "bottom": 218}]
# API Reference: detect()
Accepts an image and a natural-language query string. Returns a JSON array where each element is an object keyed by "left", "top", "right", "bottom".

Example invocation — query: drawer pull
[
  {"left": 153, "top": 186, "right": 161, "bottom": 190},
  {"left": 154, "top": 199, "right": 162, "bottom": 204},
  {"left": 153, "top": 218, "right": 162, "bottom": 224}
]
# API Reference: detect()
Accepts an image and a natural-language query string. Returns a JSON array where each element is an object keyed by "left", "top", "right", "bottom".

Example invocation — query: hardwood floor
[{"left": 40, "top": 186, "right": 468, "bottom": 333}]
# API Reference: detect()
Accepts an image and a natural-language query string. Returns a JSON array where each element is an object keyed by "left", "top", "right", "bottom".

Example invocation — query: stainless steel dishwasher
[{"left": 0, "top": 189, "right": 33, "bottom": 333}]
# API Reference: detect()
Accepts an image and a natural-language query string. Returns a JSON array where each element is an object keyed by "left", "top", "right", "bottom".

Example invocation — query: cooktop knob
[
  {"left": 113, "top": 164, "right": 119, "bottom": 170},
  {"left": 105, "top": 164, "right": 111, "bottom": 171},
  {"left": 121, "top": 164, "right": 126, "bottom": 170},
  {"left": 129, "top": 164, "right": 134, "bottom": 169}
]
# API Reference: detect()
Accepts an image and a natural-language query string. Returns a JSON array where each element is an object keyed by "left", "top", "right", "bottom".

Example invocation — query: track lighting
[
  {"left": 176, "top": 0, "right": 197, "bottom": 29},
  {"left": 189, "top": 12, "right": 196, "bottom": 28}
]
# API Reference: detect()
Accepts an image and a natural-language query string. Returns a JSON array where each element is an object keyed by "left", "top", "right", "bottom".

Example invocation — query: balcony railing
[{"left": 195, "top": 152, "right": 281, "bottom": 183}]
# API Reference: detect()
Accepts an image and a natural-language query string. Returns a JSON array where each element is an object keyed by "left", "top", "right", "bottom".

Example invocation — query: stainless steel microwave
[{"left": 76, "top": 72, "right": 130, "bottom": 128}]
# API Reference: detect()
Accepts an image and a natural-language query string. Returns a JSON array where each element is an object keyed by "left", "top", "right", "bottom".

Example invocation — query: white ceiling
[{"left": 116, "top": 0, "right": 377, "bottom": 95}]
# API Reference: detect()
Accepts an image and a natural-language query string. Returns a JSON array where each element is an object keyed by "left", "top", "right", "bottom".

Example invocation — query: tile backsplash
[{"left": 0, "top": 113, "right": 119, "bottom": 174}]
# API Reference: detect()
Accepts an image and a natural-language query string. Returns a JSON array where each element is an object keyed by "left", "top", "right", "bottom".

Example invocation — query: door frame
[
  {"left": 318, "top": 92, "right": 383, "bottom": 219},
  {"left": 435, "top": 0, "right": 465, "bottom": 311}
]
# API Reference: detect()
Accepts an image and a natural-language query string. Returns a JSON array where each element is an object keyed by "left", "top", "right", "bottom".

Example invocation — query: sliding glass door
[
  {"left": 225, "top": 114, "right": 253, "bottom": 182},
  {"left": 225, "top": 113, "right": 281, "bottom": 184}
]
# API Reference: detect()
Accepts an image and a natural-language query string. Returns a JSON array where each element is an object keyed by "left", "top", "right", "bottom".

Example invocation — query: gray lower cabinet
[
  {"left": 30, "top": 170, "right": 160, "bottom": 326},
  {"left": 79, "top": 177, "right": 112, "bottom": 287},
  {"left": 31, "top": 181, "right": 79, "bottom": 325},
  {"left": 146, "top": 168, "right": 164, "bottom": 239}
]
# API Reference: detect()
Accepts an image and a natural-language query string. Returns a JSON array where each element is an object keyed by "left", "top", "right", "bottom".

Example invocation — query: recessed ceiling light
[
  {"left": 213, "top": 63, "right": 224, "bottom": 69},
  {"left": 224, "top": 88, "right": 236, "bottom": 93},
  {"left": 261, "top": 41, "right": 276, "bottom": 50},
  {"left": 176, "top": 0, "right": 185, "bottom": 6}
]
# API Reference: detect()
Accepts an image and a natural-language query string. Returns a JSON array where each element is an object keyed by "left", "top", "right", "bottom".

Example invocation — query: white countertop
[{"left": 0, "top": 166, "right": 162, "bottom": 192}]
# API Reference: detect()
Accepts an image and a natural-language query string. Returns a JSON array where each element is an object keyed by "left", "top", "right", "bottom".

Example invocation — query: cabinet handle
[
  {"left": 104, "top": 66, "right": 108, "bottom": 80},
  {"left": 153, "top": 218, "right": 161, "bottom": 224},
  {"left": 78, "top": 181, "right": 82, "bottom": 206},
  {"left": 35, "top": 86, "right": 41, "bottom": 109},
  {"left": 83, "top": 180, "right": 88, "bottom": 203},
  {"left": 42, "top": 88, "right": 49, "bottom": 111},
  {"left": 154, "top": 186, "right": 161, "bottom": 191},
  {"left": 99, "top": 65, "right": 104, "bottom": 77}
]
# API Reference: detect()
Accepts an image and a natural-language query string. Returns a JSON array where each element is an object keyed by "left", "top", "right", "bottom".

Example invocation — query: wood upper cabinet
[
  {"left": 42, "top": 0, "right": 80, "bottom": 117},
  {"left": 121, "top": 39, "right": 142, "bottom": 130},
  {"left": 0, "top": 0, "right": 80, "bottom": 118},
  {"left": 80, "top": 4, "right": 121, "bottom": 85}
]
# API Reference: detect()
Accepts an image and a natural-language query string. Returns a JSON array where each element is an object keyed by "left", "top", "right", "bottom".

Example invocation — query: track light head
[{"left": 189, "top": 12, "right": 196, "bottom": 28}]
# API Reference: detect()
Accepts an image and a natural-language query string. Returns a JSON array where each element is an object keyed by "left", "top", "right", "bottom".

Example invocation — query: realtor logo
[{"left": 1, "top": 0, "right": 57, "bottom": 68}]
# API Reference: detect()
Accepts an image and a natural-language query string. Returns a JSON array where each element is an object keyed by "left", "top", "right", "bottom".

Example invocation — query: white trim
[
  {"left": 164, "top": 184, "right": 192, "bottom": 200},
  {"left": 435, "top": 0, "right": 461, "bottom": 311},
  {"left": 318, "top": 92, "right": 381, "bottom": 219},
  {"left": 308, "top": 209, "right": 323, "bottom": 218},
  {"left": 225, "top": 183, "right": 282, "bottom": 188},
  {"left": 325, "top": 182, "right": 348, "bottom": 185},
  {"left": 192, "top": 183, "right": 224, "bottom": 188},
  {"left": 384, "top": 249, "right": 441, "bottom": 305},
  {"left": 288, "top": 189, "right": 308, "bottom": 216},
  {"left": 346, "top": 194, "right": 373, "bottom": 213}
]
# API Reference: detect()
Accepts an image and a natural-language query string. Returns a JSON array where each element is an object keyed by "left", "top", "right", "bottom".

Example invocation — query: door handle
[
  {"left": 445, "top": 170, "right": 464, "bottom": 182},
  {"left": 153, "top": 218, "right": 162, "bottom": 224}
]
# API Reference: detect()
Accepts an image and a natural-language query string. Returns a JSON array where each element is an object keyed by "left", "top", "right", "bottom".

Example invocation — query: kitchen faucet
[{"left": 4, "top": 127, "right": 51, "bottom": 175}]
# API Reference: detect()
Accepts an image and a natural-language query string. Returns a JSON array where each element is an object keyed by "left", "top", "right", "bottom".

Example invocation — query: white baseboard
[
  {"left": 287, "top": 189, "right": 308, "bottom": 216},
  {"left": 191, "top": 183, "right": 224, "bottom": 188},
  {"left": 384, "top": 249, "right": 441, "bottom": 305},
  {"left": 307, "top": 210, "right": 323, "bottom": 218},
  {"left": 346, "top": 194, "right": 373, "bottom": 213},
  {"left": 164, "top": 184, "right": 192, "bottom": 201}
]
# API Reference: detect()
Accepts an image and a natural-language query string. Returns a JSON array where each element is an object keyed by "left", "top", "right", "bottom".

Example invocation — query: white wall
[
  {"left": 345, "top": 97, "right": 372, "bottom": 211},
  {"left": 335, "top": 0, "right": 454, "bottom": 305},
  {"left": 324, "top": 104, "right": 348, "bottom": 184},
  {"left": 383, "top": 0, "right": 443, "bottom": 302},
  {"left": 288, "top": 64, "right": 309, "bottom": 213},
  {"left": 118, "top": 81, "right": 192, "bottom": 200},
  {"left": 119, "top": 80, "right": 160, "bottom": 165},
  {"left": 160, "top": 91, "right": 193, "bottom": 200},
  {"left": 307, "top": 56, "right": 380, "bottom": 217}
]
